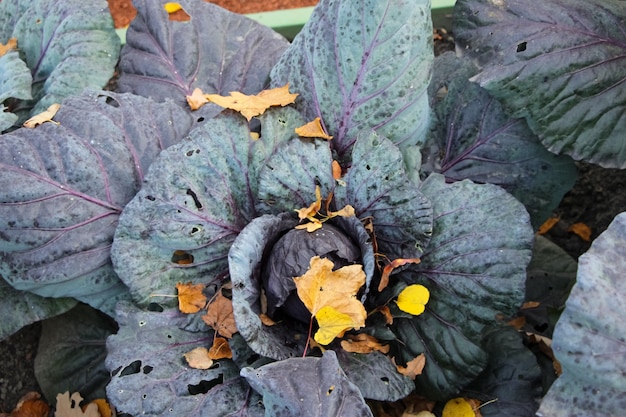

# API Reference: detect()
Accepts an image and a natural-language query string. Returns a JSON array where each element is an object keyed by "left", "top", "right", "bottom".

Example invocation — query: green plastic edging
[{"left": 115, "top": 1, "right": 456, "bottom": 44}]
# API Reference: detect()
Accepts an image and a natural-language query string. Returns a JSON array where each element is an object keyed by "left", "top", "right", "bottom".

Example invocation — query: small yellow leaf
[
  {"left": 164, "top": 2, "right": 183, "bottom": 13},
  {"left": 393, "top": 354, "right": 426, "bottom": 380},
  {"left": 568, "top": 222, "right": 592, "bottom": 241},
  {"left": 23, "top": 103, "right": 61, "bottom": 128},
  {"left": 208, "top": 336, "right": 233, "bottom": 360},
  {"left": 314, "top": 305, "right": 361, "bottom": 345},
  {"left": 396, "top": 284, "right": 430, "bottom": 315},
  {"left": 295, "top": 117, "right": 333, "bottom": 140},
  {"left": 176, "top": 282, "right": 207, "bottom": 313},
  {"left": 442, "top": 397, "right": 477, "bottom": 417},
  {"left": 0, "top": 38, "right": 17, "bottom": 58},
  {"left": 537, "top": 215, "right": 560, "bottom": 234},
  {"left": 183, "top": 347, "right": 213, "bottom": 369},
  {"left": 186, "top": 87, "right": 210, "bottom": 110},
  {"left": 204, "top": 84, "right": 298, "bottom": 120}
]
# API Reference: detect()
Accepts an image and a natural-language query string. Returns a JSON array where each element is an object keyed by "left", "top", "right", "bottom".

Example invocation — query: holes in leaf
[
  {"left": 326, "top": 385, "right": 335, "bottom": 395},
  {"left": 365, "top": 164, "right": 371, "bottom": 170},
  {"left": 188, "top": 374, "right": 224, "bottom": 395},
  {"left": 120, "top": 360, "right": 142, "bottom": 377},
  {"left": 380, "top": 376, "right": 389, "bottom": 384},
  {"left": 111, "top": 366, "right": 122, "bottom": 377},
  {"left": 197, "top": 117, "right": 205, "bottom": 122},
  {"left": 167, "top": 334, "right": 173, "bottom": 339},
  {"left": 186, "top": 188, "right": 203, "bottom": 209},
  {"left": 171, "top": 249, "right": 194, "bottom": 265},
  {"left": 142, "top": 394, "right": 147, "bottom": 399},
  {"left": 143, "top": 365, "right": 154, "bottom": 374},
  {"left": 105, "top": 96, "right": 120, "bottom": 108},
  {"left": 516, "top": 41, "right": 527, "bottom": 52},
  {"left": 190, "top": 225, "right": 203, "bottom": 235},
  {"left": 145, "top": 195, "right": 156, "bottom": 201},
  {"left": 147, "top": 302, "right": 164, "bottom": 312}
]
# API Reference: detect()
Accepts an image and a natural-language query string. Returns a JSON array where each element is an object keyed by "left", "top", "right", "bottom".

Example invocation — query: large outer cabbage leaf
[
  {"left": 241, "top": 351, "right": 373, "bottom": 417},
  {"left": 424, "top": 52, "right": 577, "bottom": 228},
  {"left": 0, "top": 0, "right": 119, "bottom": 124},
  {"left": 392, "top": 173, "right": 533, "bottom": 399},
  {"left": 112, "top": 108, "right": 307, "bottom": 306},
  {"left": 106, "top": 302, "right": 263, "bottom": 417},
  {"left": 0, "top": 91, "right": 193, "bottom": 315},
  {"left": 0, "top": 50, "right": 32, "bottom": 132},
  {"left": 118, "top": 0, "right": 288, "bottom": 119},
  {"left": 0, "top": 277, "right": 76, "bottom": 340},
  {"left": 270, "top": 0, "right": 433, "bottom": 160},
  {"left": 454, "top": 0, "right": 626, "bottom": 168},
  {"left": 538, "top": 212, "right": 626, "bottom": 417}
]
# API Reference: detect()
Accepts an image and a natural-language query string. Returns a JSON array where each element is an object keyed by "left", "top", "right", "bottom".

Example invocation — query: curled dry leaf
[
  {"left": 54, "top": 392, "right": 99, "bottom": 417},
  {"left": 176, "top": 282, "right": 207, "bottom": 313},
  {"left": 378, "top": 258, "right": 421, "bottom": 291},
  {"left": 1, "top": 391, "right": 49, "bottom": 417},
  {"left": 186, "top": 84, "right": 298, "bottom": 120},
  {"left": 568, "top": 222, "right": 592, "bottom": 241},
  {"left": 537, "top": 215, "right": 560, "bottom": 235},
  {"left": 183, "top": 347, "right": 213, "bottom": 370},
  {"left": 202, "top": 291, "right": 237, "bottom": 338},
  {"left": 23, "top": 104, "right": 61, "bottom": 128},
  {"left": 392, "top": 354, "right": 426, "bottom": 380},
  {"left": 295, "top": 117, "right": 333, "bottom": 140},
  {"left": 0, "top": 38, "right": 17, "bottom": 58},
  {"left": 340, "top": 333, "right": 390, "bottom": 354},
  {"left": 208, "top": 336, "right": 233, "bottom": 360}
]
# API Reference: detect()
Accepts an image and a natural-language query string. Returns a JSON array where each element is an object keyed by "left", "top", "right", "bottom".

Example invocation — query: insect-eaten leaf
[
  {"left": 295, "top": 117, "right": 333, "bottom": 140},
  {"left": 183, "top": 347, "right": 214, "bottom": 370},
  {"left": 340, "top": 333, "right": 390, "bottom": 354},
  {"left": 202, "top": 291, "right": 237, "bottom": 338},
  {"left": 393, "top": 354, "right": 426, "bottom": 380},
  {"left": 55, "top": 392, "right": 100, "bottom": 417},
  {"left": 176, "top": 282, "right": 207, "bottom": 313},
  {"left": 0, "top": 38, "right": 17, "bottom": 58},
  {"left": 208, "top": 336, "right": 233, "bottom": 360},
  {"left": 442, "top": 397, "right": 482, "bottom": 417},
  {"left": 186, "top": 84, "right": 298, "bottom": 119},
  {"left": 23, "top": 103, "right": 61, "bottom": 128},
  {"left": 293, "top": 256, "right": 367, "bottom": 345},
  {"left": 396, "top": 284, "right": 430, "bottom": 316}
]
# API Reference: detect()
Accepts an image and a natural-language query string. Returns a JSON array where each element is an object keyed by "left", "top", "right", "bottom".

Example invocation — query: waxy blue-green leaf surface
[
  {"left": 106, "top": 302, "right": 263, "bottom": 417},
  {"left": 424, "top": 52, "right": 577, "bottom": 228},
  {"left": 112, "top": 108, "right": 306, "bottom": 306},
  {"left": 118, "top": 0, "right": 288, "bottom": 119},
  {"left": 270, "top": 0, "right": 433, "bottom": 159},
  {"left": 241, "top": 350, "right": 373, "bottom": 417},
  {"left": 0, "top": 0, "right": 119, "bottom": 123},
  {"left": 454, "top": 0, "right": 626, "bottom": 168},
  {"left": 538, "top": 212, "right": 626, "bottom": 417},
  {"left": 0, "top": 277, "right": 76, "bottom": 340},
  {"left": 334, "top": 130, "right": 432, "bottom": 260},
  {"left": 0, "top": 90, "right": 193, "bottom": 315},
  {"left": 0, "top": 50, "right": 32, "bottom": 131},
  {"left": 35, "top": 304, "right": 117, "bottom": 403},
  {"left": 391, "top": 173, "right": 533, "bottom": 399}
]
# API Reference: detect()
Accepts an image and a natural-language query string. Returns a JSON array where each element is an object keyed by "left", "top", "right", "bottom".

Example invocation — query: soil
[{"left": 1, "top": 1, "right": 626, "bottom": 414}]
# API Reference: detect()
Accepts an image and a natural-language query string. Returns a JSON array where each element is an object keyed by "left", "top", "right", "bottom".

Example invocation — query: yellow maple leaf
[
  {"left": 187, "top": 84, "right": 298, "bottom": 119},
  {"left": 23, "top": 103, "right": 61, "bottom": 128},
  {"left": 183, "top": 347, "right": 213, "bottom": 370},
  {"left": 176, "top": 282, "right": 207, "bottom": 313},
  {"left": 295, "top": 117, "right": 333, "bottom": 140},
  {"left": 396, "top": 284, "right": 430, "bottom": 316},
  {"left": 293, "top": 256, "right": 367, "bottom": 345},
  {"left": 0, "top": 38, "right": 17, "bottom": 58}
]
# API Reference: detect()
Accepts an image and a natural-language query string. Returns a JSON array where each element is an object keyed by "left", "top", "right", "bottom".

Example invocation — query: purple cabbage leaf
[
  {"left": 0, "top": 90, "right": 194, "bottom": 315},
  {"left": 454, "top": 0, "right": 626, "bottom": 168},
  {"left": 270, "top": 0, "right": 433, "bottom": 162},
  {"left": 105, "top": 302, "right": 264, "bottom": 417},
  {"left": 538, "top": 212, "right": 626, "bottom": 417},
  {"left": 423, "top": 52, "right": 577, "bottom": 228},
  {"left": 241, "top": 350, "right": 373, "bottom": 417},
  {"left": 389, "top": 173, "right": 533, "bottom": 399},
  {"left": 0, "top": 50, "right": 32, "bottom": 132},
  {"left": 118, "top": 0, "right": 289, "bottom": 120},
  {"left": 0, "top": 0, "right": 119, "bottom": 127}
]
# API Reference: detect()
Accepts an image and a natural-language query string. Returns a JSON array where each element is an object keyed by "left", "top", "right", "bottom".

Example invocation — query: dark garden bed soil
[{"left": 1, "top": 1, "right": 626, "bottom": 414}]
